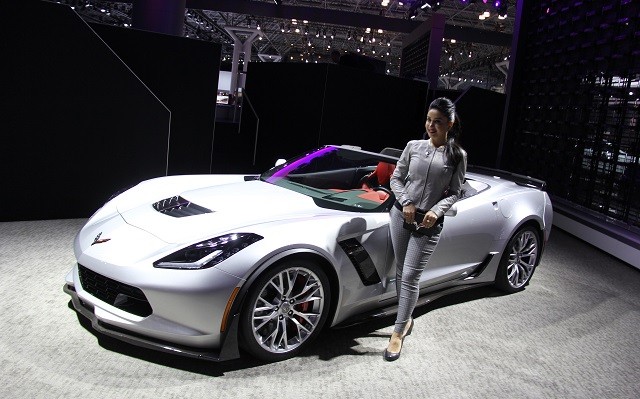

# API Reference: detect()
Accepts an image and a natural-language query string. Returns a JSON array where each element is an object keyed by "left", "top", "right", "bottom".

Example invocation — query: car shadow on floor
[
  {"left": 68, "top": 285, "right": 508, "bottom": 375},
  {"left": 300, "top": 285, "right": 508, "bottom": 361}
]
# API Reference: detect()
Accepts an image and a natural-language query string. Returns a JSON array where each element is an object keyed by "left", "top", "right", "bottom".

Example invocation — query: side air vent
[
  {"left": 78, "top": 264, "right": 152, "bottom": 317},
  {"left": 464, "top": 252, "right": 498, "bottom": 280},
  {"left": 152, "top": 196, "right": 212, "bottom": 217},
  {"left": 338, "top": 238, "right": 381, "bottom": 286}
]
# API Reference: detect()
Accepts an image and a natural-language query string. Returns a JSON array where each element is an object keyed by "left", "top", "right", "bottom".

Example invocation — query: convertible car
[{"left": 64, "top": 145, "right": 553, "bottom": 362}]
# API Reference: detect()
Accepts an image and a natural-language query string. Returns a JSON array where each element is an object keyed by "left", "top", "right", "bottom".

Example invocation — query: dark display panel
[
  {"left": 400, "top": 33, "right": 429, "bottom": 79},
  {"left": 505, "top": 0, "right": 639, "bottom": 232}
]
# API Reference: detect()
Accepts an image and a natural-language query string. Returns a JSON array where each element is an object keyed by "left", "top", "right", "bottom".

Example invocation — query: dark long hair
[{"left": 428, "top": 97, "right": 464, "bottom": 168}]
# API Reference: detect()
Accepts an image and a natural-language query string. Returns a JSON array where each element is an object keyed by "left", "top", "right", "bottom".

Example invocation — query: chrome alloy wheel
[
  {"left": 506, "top": 229, "right": 539, "bottom": 289},
  {"left": 250, "top": 266, "right": 326, "bottom": 355}
]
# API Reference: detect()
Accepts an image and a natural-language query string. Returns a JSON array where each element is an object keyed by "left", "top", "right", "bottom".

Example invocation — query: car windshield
[{"left": 260, "top": 146, "right": 398, "bottom": 212}]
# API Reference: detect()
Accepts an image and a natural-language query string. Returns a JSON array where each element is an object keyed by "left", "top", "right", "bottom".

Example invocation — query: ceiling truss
[{"left": 52, "top": 0, "right": 517, "bottom": 90}]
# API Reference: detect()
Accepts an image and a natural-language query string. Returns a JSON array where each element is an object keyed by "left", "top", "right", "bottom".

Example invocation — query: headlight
[{"left": 153, "top": 233, "right": 263, "bottom": 270}]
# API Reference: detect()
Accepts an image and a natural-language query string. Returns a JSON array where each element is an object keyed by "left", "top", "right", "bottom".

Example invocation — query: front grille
[
  {"left": 152, "top": 195, "right": 212, "bottom": 217},
  {"left": 78, "top": 264, "right": 152, "bottom": 317}
]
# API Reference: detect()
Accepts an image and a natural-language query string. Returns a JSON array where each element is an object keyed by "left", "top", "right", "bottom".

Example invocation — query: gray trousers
[{"left": 389, "top": 206, "right": 441, "bottom": 334}]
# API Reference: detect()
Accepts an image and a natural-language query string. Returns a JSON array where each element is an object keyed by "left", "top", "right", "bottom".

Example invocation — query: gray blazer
[{"left": 390, "top": 139, "right": 467, "bottom": 218}]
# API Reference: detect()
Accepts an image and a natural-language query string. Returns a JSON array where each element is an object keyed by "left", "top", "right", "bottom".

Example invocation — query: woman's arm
[
  {"left": 429, "top": 150, "right": 467, "bottom": 218},
  {"left": 390, "top": 141, "right": 414, "bottom": 206}
]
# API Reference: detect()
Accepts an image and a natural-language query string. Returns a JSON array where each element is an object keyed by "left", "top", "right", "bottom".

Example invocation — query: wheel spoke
[
  {"left": 273, "top": 318, "right": 287, "bottom": 350},
  {"left": 283, "top": 269, "right": 299, "bottom": 298},
  {"left": 291, "top": 317, "right": 313, "bottom": 335},
  {"left": 268, "top": 277, "right": 284, "bottom": 296},
  {"left": 291, "top": 278, "right": 320, "bottom": 302},
  {"left": 254, "top": 312, "right": 277, "bottom": 331},
  {"left": 292, "top": 310, "right": 319, "bottom": 327}
]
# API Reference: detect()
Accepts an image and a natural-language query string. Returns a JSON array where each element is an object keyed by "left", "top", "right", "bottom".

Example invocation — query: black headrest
[{"left": 380, "top": 147, "right": 403, "bottom": 158}]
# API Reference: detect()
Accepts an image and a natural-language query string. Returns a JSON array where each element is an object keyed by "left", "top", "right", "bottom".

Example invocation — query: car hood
[{"left": 118, "top": 180, "right": 331, "bottom": 244}]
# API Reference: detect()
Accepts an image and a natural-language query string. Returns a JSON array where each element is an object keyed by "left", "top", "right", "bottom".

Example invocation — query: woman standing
[{"left": 384, "top": 97, "right": 467, "bottom": 361}]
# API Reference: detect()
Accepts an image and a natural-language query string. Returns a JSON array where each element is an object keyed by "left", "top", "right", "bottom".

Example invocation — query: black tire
[
  {"left": 495, "top": 226, "right": 541, "bottom": 293},
  {"left": 240, "top": 259, "right": 331, "bottom": 362}
]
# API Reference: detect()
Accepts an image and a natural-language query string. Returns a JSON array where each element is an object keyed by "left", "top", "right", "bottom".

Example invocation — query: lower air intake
[{"left": 78, "top": 264, "right": 152, "bottom": 317}]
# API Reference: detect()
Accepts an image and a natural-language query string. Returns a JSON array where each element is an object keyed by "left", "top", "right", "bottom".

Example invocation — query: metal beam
[
  {"left": 186, "top": 0, "right": 420, "bottom": 33},
  {"left": 443, "top": 25, "right": 511, "bottom": 47}
]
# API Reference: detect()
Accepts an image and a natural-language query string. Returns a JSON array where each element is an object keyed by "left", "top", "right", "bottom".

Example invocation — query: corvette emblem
[{"left": 92, "top": 232, "right": 111, "bottom": 245}]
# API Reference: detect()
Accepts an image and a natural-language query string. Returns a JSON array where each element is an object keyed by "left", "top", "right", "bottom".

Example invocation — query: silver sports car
[{"left": 64, "top": 145, "right": 553, "bottom": 362}]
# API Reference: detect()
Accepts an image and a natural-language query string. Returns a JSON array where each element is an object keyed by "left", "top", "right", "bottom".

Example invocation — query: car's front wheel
[
  {"left": 240, "top": 259, "right": 331, "bottom": 362},
  {"left": 495, "top": 226, "right": 540, "bottom": 293}
]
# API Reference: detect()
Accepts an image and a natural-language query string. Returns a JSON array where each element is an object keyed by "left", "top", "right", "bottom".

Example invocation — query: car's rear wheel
[
  {"left": 495, "top": 226, "right": 540, "bottom": 293},
  {"left": 240, "top": 260, "right": 331, "bottom": 362}
]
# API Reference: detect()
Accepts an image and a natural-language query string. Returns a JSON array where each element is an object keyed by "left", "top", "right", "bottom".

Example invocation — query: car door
[{"left": 420, "top": 179, "right": 500, "bottom": 287}]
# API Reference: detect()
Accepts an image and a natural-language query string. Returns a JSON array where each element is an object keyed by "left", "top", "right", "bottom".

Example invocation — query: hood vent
[{"left": 152, "top": 196, "right": 212, "bottom": 218}]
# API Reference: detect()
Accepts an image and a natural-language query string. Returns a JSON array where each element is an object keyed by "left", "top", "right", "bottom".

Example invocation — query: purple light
[
  {"left": 494, "top": 0, "right": 501, "bottom": 7},
  {"left": 266, "top": 146, "right": 337, "bottom": 182}
]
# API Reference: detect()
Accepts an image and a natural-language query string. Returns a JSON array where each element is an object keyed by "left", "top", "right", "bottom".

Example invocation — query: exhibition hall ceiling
[{"left": 57, "top": 0, "right": 516, "bottom": 89}]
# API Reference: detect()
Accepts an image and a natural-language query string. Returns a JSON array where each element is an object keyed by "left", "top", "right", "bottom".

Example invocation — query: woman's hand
[
  {"left": 419, "top": 211, "right": 439, "bottom": 228},
  {"left": 402, "top": 204, "right": 417, "bottom": 224}
]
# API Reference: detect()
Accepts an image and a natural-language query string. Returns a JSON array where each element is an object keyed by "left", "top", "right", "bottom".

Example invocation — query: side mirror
[
  {"left": 445, "top": 205, "right": 457, "bottom": 217},
  {"left": 275, "top": 158, "right": 286, "bottom": 167}
]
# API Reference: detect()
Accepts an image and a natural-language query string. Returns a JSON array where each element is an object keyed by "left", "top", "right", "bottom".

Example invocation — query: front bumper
[{"left": 63, "top": 281, "right": 241, "bottom": 361}]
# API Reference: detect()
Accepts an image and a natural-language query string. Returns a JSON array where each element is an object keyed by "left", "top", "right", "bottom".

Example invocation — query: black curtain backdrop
[
  {"left": 453, "top": 87, "right": 505, "bottom": 168},
  {"left": 0, "top": 0, "right": 221, "bottom": 221},
  {"left": 90, "top": 23, "right": 221, "bottom": 176},
  {"left": 241, "top": 62, "right": 430, "bottom": 172},
  {"left": 1, "top": 0, "right": 169, "bottom": 221}
]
